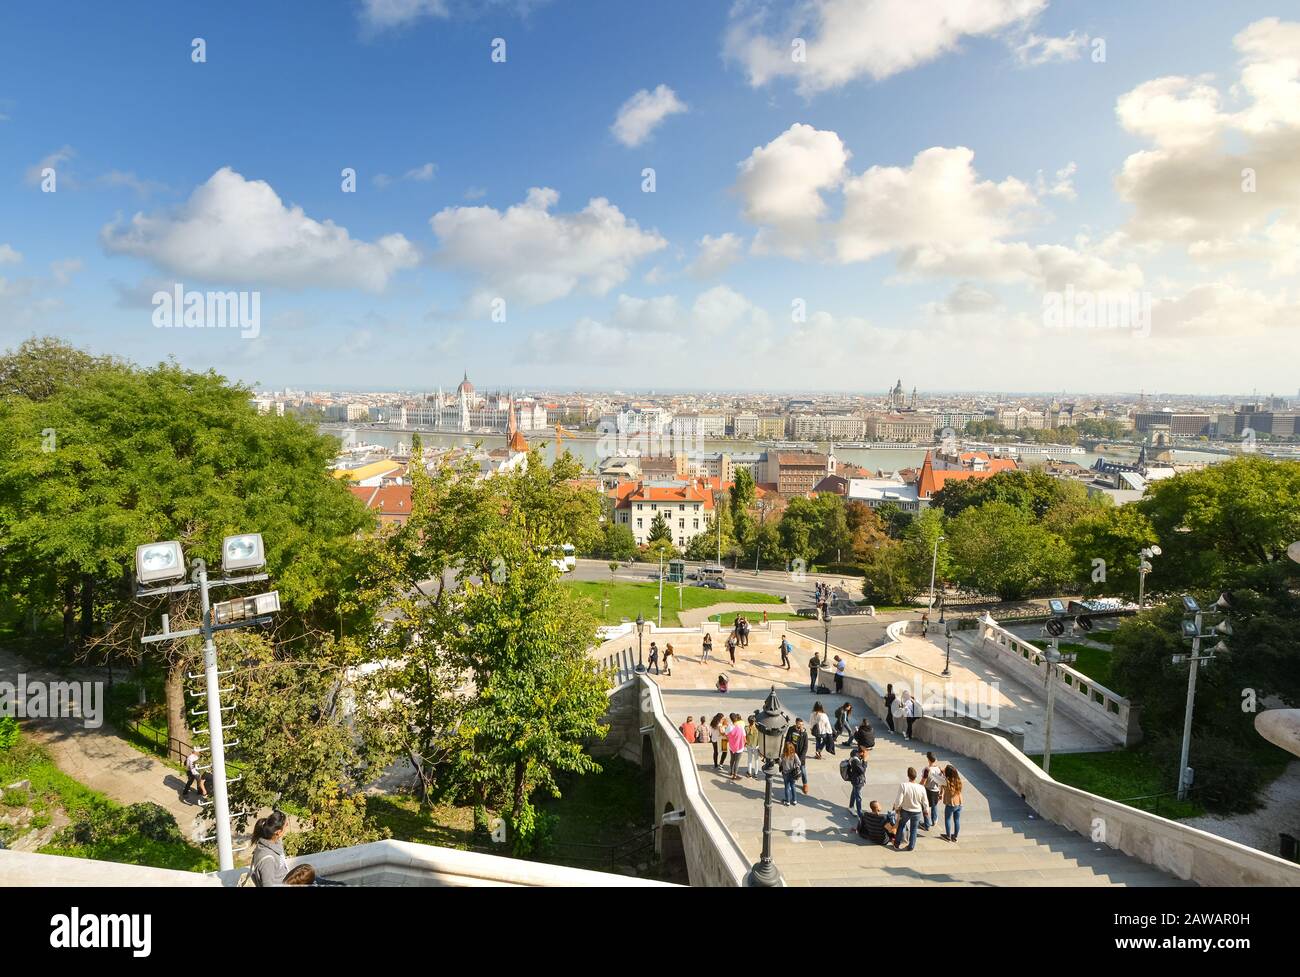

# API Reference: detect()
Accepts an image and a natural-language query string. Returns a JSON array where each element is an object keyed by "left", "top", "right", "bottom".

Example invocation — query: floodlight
[
  {"left": 1181, "top": 594, "right": 1200, "bottom": 614},
  {"left": 1046, "top": 618, "right": 1065, "bottom": 637},
  {"left": 136, "top": 541, "right": 186, "bottom": 585},
  {"left": 1180, "top": 620, "right": 1199, "bottom": 638},
  {"left": 221, "top": 533, "right": 266, "bottom": 573},
  {"left": 1048, "top": 599, "right": 1067, "bottom": 616},
  {"left": 1075, "top": 615, "right": 1094, "bottom": 632}
]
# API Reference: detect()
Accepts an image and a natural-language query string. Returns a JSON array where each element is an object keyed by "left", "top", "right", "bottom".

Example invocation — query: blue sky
[{"left": 1, "top": 1, "right": 1297, "bottom": 395}]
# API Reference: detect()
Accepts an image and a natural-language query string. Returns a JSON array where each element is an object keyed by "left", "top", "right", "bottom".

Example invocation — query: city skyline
[{"left": 1, "top": 1, "right": 1298, "bottom": 393}]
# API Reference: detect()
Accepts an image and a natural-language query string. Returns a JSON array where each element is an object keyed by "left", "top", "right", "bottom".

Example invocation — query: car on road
[{"left": 695, "top": 579, "right": 726, "bottom": 590}]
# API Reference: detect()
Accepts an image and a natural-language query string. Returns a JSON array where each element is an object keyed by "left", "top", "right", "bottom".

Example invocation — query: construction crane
[{"left": 554, "top": 423, "right": 579, "bottom": 462}]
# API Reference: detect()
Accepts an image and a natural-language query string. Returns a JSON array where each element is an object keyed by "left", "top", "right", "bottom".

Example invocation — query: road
[{"left": 570, "top": 558, "right": 859, "bottom": 606}]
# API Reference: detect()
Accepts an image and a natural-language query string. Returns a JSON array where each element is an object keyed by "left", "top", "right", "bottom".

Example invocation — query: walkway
[
  {"left": 0, "top": 647, "right": 204, "bottom": 842},
  {"left": 652, "top": 647, "right": 1184, "bottom": 886}
]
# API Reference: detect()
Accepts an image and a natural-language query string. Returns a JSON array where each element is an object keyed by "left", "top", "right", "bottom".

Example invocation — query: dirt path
[{"left": 0, "top": 647, "right": 206, "bottom": 843}]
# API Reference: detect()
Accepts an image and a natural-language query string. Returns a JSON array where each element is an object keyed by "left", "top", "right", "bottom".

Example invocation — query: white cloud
[
  {"left": 0, "top": 244, "right": 21, "bottom": 265},
  {"left": 1013, "top": 31, "right": 1089, "bottom": 66},
  {"left": 430, "top": 186, "right": 666, "bottom": 305},
  {"left": 25, "top": 146, "right": 74, "bottom": 187},
  {"left": 611, "top": 85, "right": 687, "bottom": 147},
  {"left": 405, "top": 162, "right": 437, "bottom": 181},
  {"left": 736, "top": 123, "right": 850, "bottom": 257},
  {"left": 358, "top": 0, "right": 448, "bottom": 31},
  {"left": 686, "top": 233, "right": 744, "bottom": 278},
  {"left": 691, "top": 284, "right": 769, "bottom": 335},
  {"left": 1114, "top": 18, "right": 1300, "bottom": 276},
  {"left": 100, "top": 167, "right": 419, "bottom": 291},
  {"left": 725, "top": 0, "right": 1046, "bottom": 94},
  {"left": 525, "top": 316, "right": 685, "bottom": 366}
]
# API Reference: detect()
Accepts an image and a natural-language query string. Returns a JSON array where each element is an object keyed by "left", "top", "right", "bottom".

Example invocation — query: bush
[
  {"left": 1145, "top": 732, "right": 1272, "bottom": 815},
  {"left": 124, "top": 802, "right": 185, "bottom": 844},
  {"left": 60, "top": 801, "right": 182, "bottom": 847},
  {"left": 0, "top": 717, "right": 18, "bottom": 751}
]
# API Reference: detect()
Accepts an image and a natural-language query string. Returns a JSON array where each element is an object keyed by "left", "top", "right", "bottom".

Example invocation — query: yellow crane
[{"left": 554, "top": 423, "right": 579, "bottom": 462}]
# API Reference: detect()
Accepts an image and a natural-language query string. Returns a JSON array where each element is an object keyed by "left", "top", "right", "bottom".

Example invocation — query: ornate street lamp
[
  {"left": 747, "top": 686, "right": 793, "bottom": 888},
  {"left": 821, "top": 603, "right": 831, "bottom": 666},
  {"left": 942, "top": 621, "right": 952, "bottom": 677},
  {"left": 634, "top": 613, "right": 646, "bottom": 673}
]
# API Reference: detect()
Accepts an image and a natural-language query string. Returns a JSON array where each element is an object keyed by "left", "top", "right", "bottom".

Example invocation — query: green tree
[
  {"left": 600, "top": 522, "right": 638, "bottom": 561},
  {"left": 1067, "top": 504, "right": 1160, "bottom": 600},
  {"left": 946, "top": 502, "right": 1071, "bottom": 600},
  {"left": 646, "top": 511, "right": 673, "bottom": 545}
]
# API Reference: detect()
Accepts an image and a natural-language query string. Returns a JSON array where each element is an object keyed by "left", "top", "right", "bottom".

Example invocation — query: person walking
[
  {"left": 940, "top": 764, "right": 964, "bottom": 843},
  {"left": 808, "top": 654, "right": 821, "bottom": 693},
  {"left": 811, "top": 703, "right": 835, "bottom": 757},
  {"left": 181, "top": 747, "right": 208, "bottom": 802},
  {"left": 739, "top": 615, "right": 750, "bottom": 647},
  {"left": 726, "top": 713, "right": 746, "bottom": 780},
  {"left": 663, "top": 642, "right": 674, "bottom": 676},
  {"left": 902, "top": 692, "right": 920, "bottom": 741},
  {"left": 833, "top": 655, "right": 846, "bottom": 693},
  {"left": 884, "top": 683, "right": 897, "bottom": 735},
  {"left": 922, "top": 752, "right": 946, "bottom": 829},
  {"left": 779, "top": 634, "right": 791, "bottom": 669},
  {"left": 745, "top": 714, "right": 762, "bottom": 778},
  {"left": 846, "top": 746, "right": 867, "bottom": 817},
  {"left": 250, "top": 811, "right": 290, "bottom": 886},
  {"left": 702, "top": 632, "right": 712, "bottom": 662},
  {"left": 785, "top": 718, "right": 810, "bottom": 795},
  {"left": 779, "top": 742, "right": 802, "bottom": 806},
  {"left": 892, "top": 768, "right": 928, "bottom": 852},
  {"left": 647, "top": 641, "right": 660, "bottom": 675},
  {"left": 726, "top": 630, "right": 738, "bottom": 665},
  {"left": 834, "top": 701, "right": 854, "bottom": 745}
]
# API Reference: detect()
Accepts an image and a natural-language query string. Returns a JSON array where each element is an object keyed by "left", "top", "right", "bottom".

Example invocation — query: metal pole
[
  {"left": 1137, "top": 560, "right": 1146, "bottom": 609},
  {"left": 926, "top": 537, "right": 940, "bottom": 630},
  {"left": 1043, "top": 635, "right": 1058, "bottom": 777},
  {"left": 196, "top": 560, "right": 234, "bottom": 872},
  {"left": 658, "top": 553, "right": 664, "bottom": 629},
  {"left": 822, "top": 609, "right": 829, "bottom": 666},
  {"left": 1177, "top": 618, "right": 1201, "bottom": 800},
  {"left": 748, "top": 764, "right": 781, "bottom": 886}
]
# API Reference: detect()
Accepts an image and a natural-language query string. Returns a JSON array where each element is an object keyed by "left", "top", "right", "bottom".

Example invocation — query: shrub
[
  {"left": 124, "top": 802, "right": 184, "bottom": 844},
  {"left": 0, "top": 716, "right": 18, "bottom": 751},
  {"left": 59, "top": 801, "right": 182, "bottom": 847}
]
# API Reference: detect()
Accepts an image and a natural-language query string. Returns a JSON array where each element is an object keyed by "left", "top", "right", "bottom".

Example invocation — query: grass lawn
[
  {"left": 1028, "top": 748, "right": 1205, "bottom": 820},
  {"left": 710, "top": 611, "right": 804, "bottom": 627},
  {"left": 0, "top": 731, "right": 215, "bottom": 872},
  {"left": 1030, "top": 640, "right": 1122, "bottom": 694},
  {"left": 563, "top": 580, "right": 784, "bottom": 626}
]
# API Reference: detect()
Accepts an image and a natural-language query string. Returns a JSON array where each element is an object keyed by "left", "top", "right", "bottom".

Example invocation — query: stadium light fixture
[{"left": 136, "top": 541, "right": 187, "bottom": 585}]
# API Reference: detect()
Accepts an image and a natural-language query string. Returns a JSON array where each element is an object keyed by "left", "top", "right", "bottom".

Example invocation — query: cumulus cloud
[
  {"left": 1013, "top": 30, "right": 1089, "bottom": 66},
  {"left": 736, "top": 123, "right": 850, "bottom": 257},
  {"left": 525, "top": 316, "right": 685, "bottom": 365},
  {"left": 100, "top": 167, "right": 419, "bottom": 291},
  {"left": 0, "top": 244, "right": 21, "bottom": 265},
  {"left": 358, "top": 0, "right": 449, "bottom": 31},
  {"left": 430, "top": 186, "right": 666, "bottom": 305},
  {"left": 725, "top": 0, "right": 1046, "bottom": 94},
  {"left": 611, "top": 85, "right": 687, "bottom": 147},
  {"left": 1114, "top": 18, "right": 1300, "bottom": 276},
  {"left": 686, "top": 233, "right": 744, "bottom": 278}
]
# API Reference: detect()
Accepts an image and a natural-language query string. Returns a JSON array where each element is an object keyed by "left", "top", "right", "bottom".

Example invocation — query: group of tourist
[
  {"left": 645, "top": 641, "right": 676, "bottom": 676},
  {"left": 679, "top": 713, "right": 761, "bottom": 780}
]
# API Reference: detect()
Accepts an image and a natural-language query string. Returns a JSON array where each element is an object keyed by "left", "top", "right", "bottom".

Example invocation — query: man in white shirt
[
  {"left": 893, "top": 767, "right": 928, "bottom": 851},
  {"left": 181, "top": 748, "right": 207, "bottom": 801}
]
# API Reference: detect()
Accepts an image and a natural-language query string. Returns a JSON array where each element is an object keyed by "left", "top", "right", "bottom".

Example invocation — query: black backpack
[
  {"left": 838, "top": 759, "right": 853, "bottom": 782},
  {"left": 857, "top": 725, "right": 876, "bottom": 749}
]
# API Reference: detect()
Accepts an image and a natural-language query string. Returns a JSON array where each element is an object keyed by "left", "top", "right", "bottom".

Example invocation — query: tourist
[
  {"left": 779, "top": 741, "right": 802, "bottom": 806},
  {"left": 846, "top": 746, "right": 867, "bottom": 817},
  {"left": 808, "top": 654, "right": 821, "bottom": 693},
  {"left": 709, "top": 713, "right": 726, "bottom": 769},
  {"left": 857, "top": 800, "right": 896, "bottom": 845},
  {"left": 853, "top": 717, "right": 876, "bottom": 753},
  {"left": 738, "top": 615, "right": 750, "bottom": 647},
  {"left": 921, "top": 611, "right": 929, "bottom": 633},
  {"left": 892, "top": 768, "right": 928, "bottom": 852},
  {"left": 902, "top": 692, "right": 920, "bottom": 741},
  {"left": 663, "top": 642, "right": 674, "bottom": 676},
  {"left": 716, "top": 673, "right": 729, "bottom": 694},
  {"left": 250, "top": 810, "right": 290, "bottom": 886},
  {"left": 922, "top": 752, "right": 946, "bottom": 829},
  {"left": 726, "top": 630, "right": 738, "bottom": 665},
  {"left": 181, "top": 746, "right": 208, "bottom": 802},
  {"left": 834, "top": 701, "right": 854, "bottom": 744},
  {"left": 779, "top": 634, "right": 791, "bottom": 669},
  {"left": 884, "top": 684, "right": 897, "bottom": 734},
  {"left": 745, "top": 714, "right": 762, "bottom": 778},
  {"left": 811, "top": 702, "right": 835, "bottom": 757},
  {"left": 940, "top": 764, "right": 964, "bottom": 844},
  {"left": 702, "top": 632, "right": 713, "bottom": 662},
  {"left": 679, "top": 716, "right": 697, "bottom": 742},
  {"left": 785, "top": 718, "right": 810, "bottom": 794},
  {"left": 727, "top": 713, "right": 746, "bottom": 780},
  {"left": 833, "top": 655, "right": 846, "bottom": 693},
  {"left": 647, "top": 641, "right": 660, "bottom": 675},
  {"left": 696, "top": 716, "right": 707, "bottom": 744}
]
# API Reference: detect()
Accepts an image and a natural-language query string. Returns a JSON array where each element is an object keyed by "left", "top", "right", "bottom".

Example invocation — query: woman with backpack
[
  {"left": 834, "top": 701, "right": 854, "bottom": 744},
  {"left": 940, "top": 764, "right": 964, "bottom": 843},
  {"left": 662, "top": 642, "right": 674, "bottom": 675},
  {"left": 921, "top": 752, "right": 946, "bottom": 830},
  {"left": 701, "top": 633, "right": 712, "bottom": 662},
  {"left": 844, "top": 747, "right": 867, "bottom": 817},
  {"left": 779, "top": 741, "right": 802, "bottom": 806}
]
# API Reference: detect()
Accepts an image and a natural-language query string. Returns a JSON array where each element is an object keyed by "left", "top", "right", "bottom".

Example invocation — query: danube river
[{"left": 320, "top": 424, "right": 1228, "bottom": 472}]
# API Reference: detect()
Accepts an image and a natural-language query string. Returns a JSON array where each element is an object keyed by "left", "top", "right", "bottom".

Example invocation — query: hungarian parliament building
[{"left": 392, "top": 373, "right": 551, "bottom": 433}]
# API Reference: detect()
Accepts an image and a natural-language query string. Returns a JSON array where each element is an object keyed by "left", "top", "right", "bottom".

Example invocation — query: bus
[{"left": 549, "top": 543, "right": 576, "bottom": 573}]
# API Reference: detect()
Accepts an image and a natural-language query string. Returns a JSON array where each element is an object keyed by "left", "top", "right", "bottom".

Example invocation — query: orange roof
[
  {"left": 508, "top": 429, "right": 529, "bottom": 453},
  {"left": 614, "top": 481, "right": 714, "bottom": 510},
  {"left": 916, "top": 451, "right": 1011, "bottom": 499},
  {"left": 348, "top": 484, "right": 413, "bottom": 518}
]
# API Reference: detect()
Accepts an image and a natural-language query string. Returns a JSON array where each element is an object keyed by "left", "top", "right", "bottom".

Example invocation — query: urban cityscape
[{"left": 0, "top": 0, "right": 1296, "bottom": 951}]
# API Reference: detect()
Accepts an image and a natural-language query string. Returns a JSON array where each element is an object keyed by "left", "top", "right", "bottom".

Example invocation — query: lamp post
[
  {"left": 821, "top": 603, "right": 830, "bottom": 666},
  {"left": 634, "top": 613, "right": 646, "bottom": 673},
  {"left": 1137, "top": 545, "right": 1161, "bottom": 608},
  {"left": 926, "top": 534, "right": 945, "bottom": 632},
  {"left": 1174, "top": 593, "right": 1230, "bottom": 800},
  {"left": 747, "top": 687, "right": 792, "bottom": 888},
  {"left": 657, "top": 552, "right": 664, "bottom": 628},
  {"left": 942, "top": 622, "right": 952, "bottom": 677}
]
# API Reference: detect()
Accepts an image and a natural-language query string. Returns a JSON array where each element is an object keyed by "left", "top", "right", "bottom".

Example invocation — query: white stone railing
[{"left": 974, "top": 614, "right": 1139, "bottom": 746}]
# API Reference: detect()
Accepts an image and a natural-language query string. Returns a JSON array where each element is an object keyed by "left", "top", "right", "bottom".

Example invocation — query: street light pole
[
  {"left": 658, "top": 553, "right": 664, "bottom": 628},
  {"left": 942, "top": 622, "right": 952, "bottom": 677},
  {"left": 926, "top": 534, "right": 945, "bottom": 631},
  {"left": 821, "top": 605, "right": 830, "bottom": 666},
  {"left": 1177, "top": 617, "right": 1202, "bottom": 800},
  {"left": 1043, "top": 635, "right": 1059, "bottom": 777},
  {"left": 1137, "top": 545, "right": 1161, "bottom": 608},
  {"left": 194, "top": 559, "right": 234, "bottom": 872}
]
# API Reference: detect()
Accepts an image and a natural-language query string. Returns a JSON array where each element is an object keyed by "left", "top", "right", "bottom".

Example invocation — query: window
[
  {"left": 693, "top": 520, "right": 699, "bottom": 529},
  {"left": 679, "top": 504, "right": 685, "bottom": 511},
  {"left": 636, "top": 518, "right": 643, "bottom": 528},
  {"left": 678, "top": 520, "right": 685, "bottom": 529},
  {"left": 636, "top": 503, "right": 642, "bottom": 510}
]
